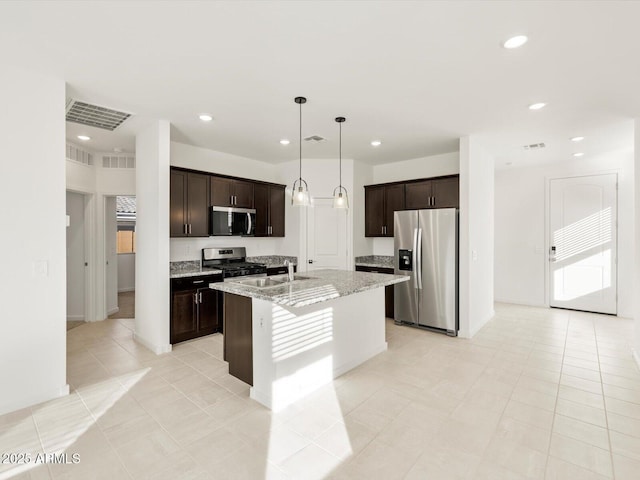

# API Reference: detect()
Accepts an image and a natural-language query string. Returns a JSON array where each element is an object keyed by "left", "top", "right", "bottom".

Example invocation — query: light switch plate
[{"left": 471, "top": 250, "right": 478, "bottom": 261}]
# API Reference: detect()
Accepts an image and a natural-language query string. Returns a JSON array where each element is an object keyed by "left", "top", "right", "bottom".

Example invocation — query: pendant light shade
[
  {"left": 291, "top": 96, "right": 310, "bottom": 206},
  {"left": 332, "top": 116, "right": 349, "bottom": 210}
]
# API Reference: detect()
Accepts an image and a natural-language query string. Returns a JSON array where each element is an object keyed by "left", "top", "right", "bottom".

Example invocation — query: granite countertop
[
  {"left": 354, "top": 255, "right": 394, "bottom": 269},
  {"left": 246, "top": 255, "right": 297, "bottom": 268},
  {"left": 209, "top": 268, "right": 409, "bottom": 308},
  {"left": 170, "top": 261, "right": 222, "bottom": 279}
]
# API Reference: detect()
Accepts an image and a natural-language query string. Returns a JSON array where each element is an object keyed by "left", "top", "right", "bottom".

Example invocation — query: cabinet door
[
  {"left": 384, "top": 184, "right": 405, "bottom": 237},
  {"left": 365, "top": 186, "right": 385, "bottom": 237},
  {"left": 171, "top": 289, "right": 198, "bottom": 343},
  {"left": 170, "top": 170, "right": 187, "bottom": 237},
  {"left": 197, "top": 288, "right": 218, "bottom": 335},
  {"left": 223, "top": 293, "right": 253, "bottom": 386},
  {"left": 211, "top": 176, "right": 233, "bottom": 207},
  {"left": 269, "top": 185, "right": 285, "bottom": 237},
  {"left": 253, "top": 183, "right": 269, "bottom": 236},
  {"left": 432, "top": 176, "right": 459, "bottom": 208},
  {"left": 233, "top": 180, "right": 254, "bottom": 208},
  {"left": 187, "top": 173, "right": 210, "bottom": 236},
  {"left": 405, "top": 180, "right": 432, "bottom": 210}
]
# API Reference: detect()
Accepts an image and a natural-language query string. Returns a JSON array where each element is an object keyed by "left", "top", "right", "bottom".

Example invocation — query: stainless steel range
[{"left": 202, "top": 247, "right": 267, "bottom": 280}]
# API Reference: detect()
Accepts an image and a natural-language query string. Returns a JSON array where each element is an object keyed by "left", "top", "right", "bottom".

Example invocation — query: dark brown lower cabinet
[
  {"left": 170, "top": 274, "right": 222, "bottom": 344},
  {"left": 355, "top": 265, "right": 395, "bottom": 318},
  {"left": 223, "top": 293, "right": 253, "bottom": 386}
]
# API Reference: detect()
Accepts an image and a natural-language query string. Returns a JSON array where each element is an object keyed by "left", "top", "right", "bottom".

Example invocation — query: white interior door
[
  {"left": 105, "top": 196, "right": 119, "bottom": 316},
  {"left": 549, "top": 174, "right": 617, "bottom": 314},
  {"left": 307, "top": 198, "right": 348, "bottom": 271},
  {"left": 66, "top": 191, "right": 86, "bottom": 321}
]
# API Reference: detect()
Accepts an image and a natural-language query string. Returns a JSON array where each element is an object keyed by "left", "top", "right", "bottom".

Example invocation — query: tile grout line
[{"left": 595, "top": 319, "right": 617, "bottom": 480}]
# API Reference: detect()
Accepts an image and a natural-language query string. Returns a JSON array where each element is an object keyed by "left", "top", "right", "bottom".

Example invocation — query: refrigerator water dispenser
[{"left": 398, "top": 249, "right": 412, "bottom": 271}]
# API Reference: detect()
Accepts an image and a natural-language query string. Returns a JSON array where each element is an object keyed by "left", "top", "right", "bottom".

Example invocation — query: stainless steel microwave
[{"left": 210, "top": 206, "right": 255, "bottom": 236}]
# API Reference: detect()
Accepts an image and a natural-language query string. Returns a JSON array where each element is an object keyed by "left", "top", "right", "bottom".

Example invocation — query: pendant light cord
[
  {"left": 339, "top": 121, "right": 342, "bottom": 189},
  {"left": 299, "top": 101, "right": 302, "bottom": 182}
]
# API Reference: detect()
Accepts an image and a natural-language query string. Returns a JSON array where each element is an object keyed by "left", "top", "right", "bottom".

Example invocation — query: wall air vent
[
  {"left": 65, "top": 99, "right": 132, "bottom": 131},
  {"left": 523, "top": 142, "right": 546, "bottom": 150},
  {"left": 102, "top": 155, "right": 136, "bottom": 169},
  {"left": 304, "top": 135, "right": 327, "bottom": 143}
]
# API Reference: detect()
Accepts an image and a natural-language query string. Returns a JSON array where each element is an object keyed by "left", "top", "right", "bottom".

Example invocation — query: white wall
[
  {"left": 371, "top": 151, "right": 461, "bottom": 256},
  {"left": 632, "top": 120, "right": 640, "bottom": 370},
  {"left": 353, "top": 160, "right": 374, "bottom": 257},
  {"left": 495, "top": 149, "right": 634, "bottom": 319},
  {"left": 117, "top": 254, "right": 136, "bottom": 292},
  {"left": 171, "top": 141, "right": 278, "bottom": 182},
  {"left": 0, "top": 66, "right": 67, "bottom": 415},
  {"left": 135, "top": 120, "right": 171, "bottom": 354},
  {"left": 105, "top": 197, "right": 118, "bottom": 315},
  {"left": 459, "top": 137, "right": 495, "bottom": 338},
  {"left": 66, "top": 192, "right": 85, "bottom": 320}
]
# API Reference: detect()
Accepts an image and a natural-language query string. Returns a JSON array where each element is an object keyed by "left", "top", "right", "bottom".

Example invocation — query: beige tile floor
[{"left": 1, "top": 303, "right": 640, "bottom": 479}]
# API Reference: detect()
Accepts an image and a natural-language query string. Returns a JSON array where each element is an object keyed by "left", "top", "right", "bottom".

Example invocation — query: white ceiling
[{"left": 1, "top": 1, "right": 638, "bottom": 167}]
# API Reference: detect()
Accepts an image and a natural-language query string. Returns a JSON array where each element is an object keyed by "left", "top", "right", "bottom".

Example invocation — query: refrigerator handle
[
  {"left": 417, "top": 227, "right": 423, "bottom": 289},
  {"left": 412, "top": 227, "right": 419, "bottom": 289}
]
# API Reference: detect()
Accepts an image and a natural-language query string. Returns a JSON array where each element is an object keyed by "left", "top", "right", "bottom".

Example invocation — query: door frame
[{"left": 544, "top": 171, "right": 619, "bottom": 310}]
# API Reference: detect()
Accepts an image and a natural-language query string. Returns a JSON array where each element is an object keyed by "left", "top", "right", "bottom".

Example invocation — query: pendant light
[
  {"left": 332, "top": 116, "right": 349, "bottom": 209},
  {"left": 291, "top": 96, "right": 310, "bottom": 206}
]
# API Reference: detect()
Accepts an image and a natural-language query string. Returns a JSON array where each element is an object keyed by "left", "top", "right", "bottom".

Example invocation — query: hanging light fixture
[
  {"left": 291, "top": 96, "right": 310, "bottom": 206},
  {"left": 332, "top": 116, "right": 349, "bottom": 209}
]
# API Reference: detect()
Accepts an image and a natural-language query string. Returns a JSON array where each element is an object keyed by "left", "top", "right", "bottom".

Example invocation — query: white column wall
[
  {"left": 135, "top": 120, "right": 171, "bottom": 354},
  {"left": 459, "top": 137, "right": 495, "bottom": 338},
  {"left": 634, "top": 120, "right": 640, "bottom": 369},
  {"left": 0, "top": 66, "right": 67, "bottom": 415}
]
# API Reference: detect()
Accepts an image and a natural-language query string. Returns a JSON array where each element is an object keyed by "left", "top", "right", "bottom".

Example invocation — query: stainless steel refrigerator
[{"left": 394, "top": 208, "right": 458, "bottom": 335}]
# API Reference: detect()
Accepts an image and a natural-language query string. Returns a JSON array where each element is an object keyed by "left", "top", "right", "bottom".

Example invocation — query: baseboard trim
[
  {"left": 118, "top": 288, "right": 135, "bottom": 293},
  {"left": 0, "top": 384, "right": 69, "bottom": 417},
  {"left": 133, "top": 332, "right": 172, "bottom": 355},
  {"left": 633, "top": 349, "right": 640, "bottom": 372},
  {"left": 66, "top": 315, "right": 84, "bottom": 321},
  {"left": 107, "top": 307, "right": 119, "bottom": 316}
]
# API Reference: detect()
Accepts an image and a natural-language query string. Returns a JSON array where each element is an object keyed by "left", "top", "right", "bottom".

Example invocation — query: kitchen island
[{"left": 209, "top": 269, "right": 409, "bottom": 411}]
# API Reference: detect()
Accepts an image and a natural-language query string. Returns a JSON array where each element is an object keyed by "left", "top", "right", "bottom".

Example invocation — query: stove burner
[{"left": 201, "top": 247, "right": 266, "bottom": 278}]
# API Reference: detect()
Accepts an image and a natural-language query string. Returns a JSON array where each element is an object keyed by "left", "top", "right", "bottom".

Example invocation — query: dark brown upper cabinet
[
  {"left": 170, "top": 169, "right": 210, "bottom": 237},
  {"left": 211, "top": 176, "right": 254, "bottom": 208},
  {"left": 254, "top": 183, "right": 285, "bottom": 237},
  {"left": 405, "top": 176, "right": 459, "bottom": 210},
  {"left": 365, "top": 184, "right": 405, "bottom": 237}
]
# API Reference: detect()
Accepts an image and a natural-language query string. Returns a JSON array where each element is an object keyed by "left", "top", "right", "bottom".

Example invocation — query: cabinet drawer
[
  {"left": 355, "top": 265, "right": 394, "bottom": 274},
  {"left": 171, "top": 274, "right": 222, "bottom": 291}
]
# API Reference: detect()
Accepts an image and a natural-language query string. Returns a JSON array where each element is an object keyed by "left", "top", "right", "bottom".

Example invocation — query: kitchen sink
[{"left": 231, "top": 274, "right": 315, "bottom": 289}]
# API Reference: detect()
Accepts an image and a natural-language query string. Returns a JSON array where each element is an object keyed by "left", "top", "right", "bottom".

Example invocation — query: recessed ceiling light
[
  {"left": 503, "top": 35, "right": 528, "bottom": 49},
  {"left": 371, "top": 140, "right": 382, "bottom": 147},
  {"left": 571, "top": 136, "right": 585, "bottom": 142},
  {"left": 77, "top": 135, "right": 91, "bottom": 141},
  {"left": 573, "top": 152, "right": 585, "bottom": 157},
  {"left": 199, "top": 114, "right": 213, "bottom": 122},
  {"left": 528, "top": 103, "right": 546, "bottom": 110},
  {"left": 280, "top": 139, "right": 290, "bottom": 145}
]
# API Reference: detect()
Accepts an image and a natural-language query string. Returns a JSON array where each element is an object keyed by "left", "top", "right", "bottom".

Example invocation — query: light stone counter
[{"left": 208, "top": 269, "right": 408, "bottom": 308}]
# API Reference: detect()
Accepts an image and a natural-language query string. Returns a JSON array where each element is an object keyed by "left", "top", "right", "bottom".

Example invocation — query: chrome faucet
[{"left": 285, "top": 260, "right": 294, "bottom": 282}]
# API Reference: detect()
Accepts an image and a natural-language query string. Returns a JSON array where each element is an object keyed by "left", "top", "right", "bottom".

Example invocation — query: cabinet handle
[
  {"left": 233, "top": 195, "right": 237, "bottom": 205},
  {"left": 192, "top": 280, "right": 204, "bottom": 284},
  {"left": 188, "top": 224, "right": 192, "bottom": 234},
  {"left": 199, "top": 292, "right": 203, "bottom": 303},
  {"left": 193, "top": 293, "right": 198, "bottom": 305}
]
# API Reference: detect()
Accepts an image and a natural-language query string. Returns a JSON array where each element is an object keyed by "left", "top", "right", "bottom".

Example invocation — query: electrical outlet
[{"left": 33, "top": 260, "right": 49, "bottom": 277}]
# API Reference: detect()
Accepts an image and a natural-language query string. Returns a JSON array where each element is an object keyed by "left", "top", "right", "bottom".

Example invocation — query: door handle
[
  {"left": 412, "top": 228, "right": 418, "bottom": 289},
  {"left": 308, "top": 259, "right": 314, "bottom": 264},
  {"left": 416, "top": 228, "right": 423, "bottom": 289},
  {"left": 550, "top": 246, "right": 557, "bottom": 262},
  {"left": 247, "top": 212, "right": 252, "bottom": 235}
]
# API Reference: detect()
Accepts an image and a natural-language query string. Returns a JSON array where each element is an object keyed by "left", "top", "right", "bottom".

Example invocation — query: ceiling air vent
[
  {"left": 523, "top": 142, "right": 546, "bottom": 150},
  {"left": 304, "top": 135, "right": 327, "bottom": 143},
  {"left": 65, "top": 99, "right": 132, "bottom": 131}
]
